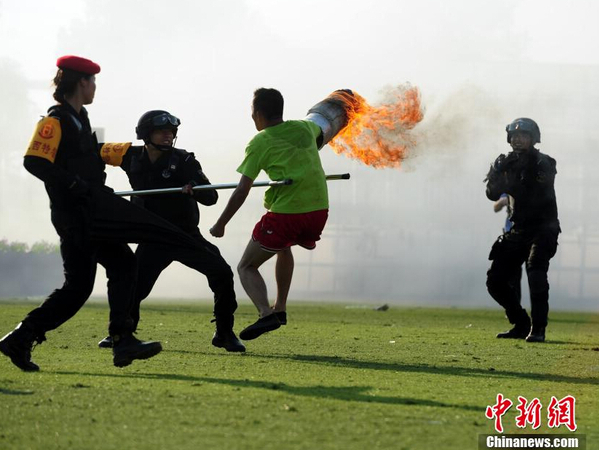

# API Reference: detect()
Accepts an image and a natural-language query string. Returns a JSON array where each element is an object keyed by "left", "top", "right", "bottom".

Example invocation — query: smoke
[
  {"left": 418, "top": 86, "right": 500, "bottom": 154},
  {"left": 326, "top": 83, "right": 505, "bottom": 174}
]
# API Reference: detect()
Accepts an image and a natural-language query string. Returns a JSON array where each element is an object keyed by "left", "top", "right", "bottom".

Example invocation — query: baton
[{"left": 115, "top": 173, "right": 351, "bottom": 197}]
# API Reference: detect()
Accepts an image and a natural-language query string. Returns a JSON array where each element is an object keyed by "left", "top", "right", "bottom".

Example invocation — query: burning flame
[{"left": 329, "top": 85, "right": 424, "bottom": 168}]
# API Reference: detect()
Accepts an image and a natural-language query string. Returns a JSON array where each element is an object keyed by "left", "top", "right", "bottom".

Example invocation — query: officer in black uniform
[
  {"left": 0, "top": 56, "right": 199, "bottom": 372},
  {"left": 98, "top": 110, "right": 244, "bottom": 352},
  {"left": 485, "top": 118, "right": 560, "bottom": 343}
]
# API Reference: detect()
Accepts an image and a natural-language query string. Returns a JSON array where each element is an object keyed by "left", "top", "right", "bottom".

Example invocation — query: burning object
[
  {"left": 305, "top": 89, "right": 363, "bottom": 149},
  {"left": 306, "top": 85, "right": 424, "bottom": 168}
]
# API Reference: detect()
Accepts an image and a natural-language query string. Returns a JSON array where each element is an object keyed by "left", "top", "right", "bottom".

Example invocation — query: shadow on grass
[
  {"left": 163, "top": 348, "right": 598, "bottom": 385},
  {"left": 545, "top": 340, "right": 590, "bottom": 345},
  {"left": 53, "top": 370, "right": 479, "bottom": 411},
  {"left": 248, "top": 353, "right": 599, "bottom": 386},
  {"left": 549, "top": 316, "right": 598, "bottom": 325},
  {"left": 0, "top": 387, "right": 34, "bottom": 395}
]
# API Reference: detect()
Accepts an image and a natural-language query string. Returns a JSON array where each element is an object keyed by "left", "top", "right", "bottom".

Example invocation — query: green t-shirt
[{"left": 237, "top": 120, "right": 329, "bottom": 213}]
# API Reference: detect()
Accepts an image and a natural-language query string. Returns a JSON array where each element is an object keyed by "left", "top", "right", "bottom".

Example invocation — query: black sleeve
[
  {"left": 486, "top": 180, "right": 504, "bottom": 201},
  {"left": 536, "top": 155, "right": 557, "bottom": 186},
  {"left": 180, "top": 151, "right": 218, "bottom": 206},
  {"left": 485, "top": 155, "right": 507, "bottom": 201},
  {"left": 120, "top": 146, "right": 139, "bottom": 174},
  {"left": 23, "top": 155, "right": 77, "bottom": 189}
]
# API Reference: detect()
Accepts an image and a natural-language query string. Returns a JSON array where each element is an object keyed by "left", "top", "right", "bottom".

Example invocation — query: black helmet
[
  {"left": 135, "top": 110, "right": 181, "bottom": 141},
  {"left": 506, "top": 118, "right": 540, "bottom": 144}
]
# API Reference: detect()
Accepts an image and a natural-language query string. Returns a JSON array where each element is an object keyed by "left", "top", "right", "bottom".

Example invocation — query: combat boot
[
  {"left": 212, "top": 331, "right": 246, "bottom": 352},
  {"left": 98, "top": 336, "right": 113, "bottom": 348},
  {"left": 112, "top": 334, "right": 162, "bottom": 368},
  {"left": 496, "top": 324, "right": 530, "bottom": 339},
  {"left": 497, "top": 310, "right": 531, "bottom": 339},
  {"left": 526, "top": 327, "right": 546, "bottom": 343},
  {"left": 212, "top": 316, "right": 246, "bottom": 352},
  {"left": 0, "top": 322, "right": 42, "bottom": 372}
]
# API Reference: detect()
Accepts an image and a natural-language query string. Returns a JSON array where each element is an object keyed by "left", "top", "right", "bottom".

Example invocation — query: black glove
[{"left": 485, "top": 153, "right": 512, "bottom": 183}]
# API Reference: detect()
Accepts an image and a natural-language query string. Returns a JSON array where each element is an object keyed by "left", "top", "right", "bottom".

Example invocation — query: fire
[{"left": 328, "top": 85, "right": 424, "bottom": 168}]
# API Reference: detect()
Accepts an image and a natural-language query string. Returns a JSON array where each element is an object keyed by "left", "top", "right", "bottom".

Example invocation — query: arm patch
[
  {"left": 25, "top": 117, "right": 61, "bottom": 163},
  {"left": 100, "top": 142, "right": 132, "bottom": 166}
]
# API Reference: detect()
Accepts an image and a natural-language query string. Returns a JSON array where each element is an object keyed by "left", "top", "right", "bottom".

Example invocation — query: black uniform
[
  {"left": 21, "top": 104, "right": 200, "bottom": 340},
  {"left": 485, "top": 148, "right": 560, "bottom": 332},
  {"left": 118, "top": 146, "right": 237, "bottom": 331}
]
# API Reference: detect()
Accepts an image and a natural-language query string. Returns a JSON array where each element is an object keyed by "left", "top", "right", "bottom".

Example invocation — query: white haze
[{"left": 1, "top": 0, "right": 598, "bottom": 310}]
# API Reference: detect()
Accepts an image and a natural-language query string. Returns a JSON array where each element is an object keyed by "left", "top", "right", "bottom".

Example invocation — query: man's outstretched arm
[{"left": 209, "top": 174, "right": 254, "bottom": 238}]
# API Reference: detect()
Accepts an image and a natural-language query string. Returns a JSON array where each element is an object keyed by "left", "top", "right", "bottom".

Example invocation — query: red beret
[{"left": 56, "top": 55, "right": 101, "bottom": 75}]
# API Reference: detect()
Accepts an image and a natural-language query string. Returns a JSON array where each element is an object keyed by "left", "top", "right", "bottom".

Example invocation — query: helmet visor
[{"left": 151, "top": 113, "right": 181, "bottom": 128}]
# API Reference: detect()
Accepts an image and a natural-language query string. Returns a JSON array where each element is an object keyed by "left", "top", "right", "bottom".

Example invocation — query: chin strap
[{"left": 146, "top": 136, "right": 177, "bottom": 152}]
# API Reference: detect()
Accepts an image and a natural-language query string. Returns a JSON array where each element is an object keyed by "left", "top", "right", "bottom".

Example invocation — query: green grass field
[{"left": 0, "top": 300, "right": 597, "bottom": 450}]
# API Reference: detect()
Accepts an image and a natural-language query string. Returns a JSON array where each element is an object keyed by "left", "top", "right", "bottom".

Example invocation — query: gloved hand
[
  {"left": 492, "top": 154, "right": 507, "bottom": 172},
  {"left": 485, "top": 153, "right": 509, "bottom": 183}
]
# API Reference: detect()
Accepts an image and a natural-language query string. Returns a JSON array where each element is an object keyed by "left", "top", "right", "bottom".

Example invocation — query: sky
[{"left": 0, "top": 0, "right": 598, "bottom": 308}]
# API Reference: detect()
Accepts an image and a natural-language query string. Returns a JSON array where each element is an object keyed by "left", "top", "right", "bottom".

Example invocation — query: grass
[{"left": 0, "top": 300, "right": 597, "bottom": 450}]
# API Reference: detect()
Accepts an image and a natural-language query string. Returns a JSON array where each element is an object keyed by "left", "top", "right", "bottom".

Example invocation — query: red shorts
[{"left": 252, "top": 209, "right": 328, "bottom": 253}]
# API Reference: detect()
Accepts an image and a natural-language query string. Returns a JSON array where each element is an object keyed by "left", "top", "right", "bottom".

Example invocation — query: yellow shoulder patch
[
  {"left": 25, "top": 117, "right": 62, "bottom": 163},
  {"left": 100, "top": 142, "right": 132, "bottom": 166}
]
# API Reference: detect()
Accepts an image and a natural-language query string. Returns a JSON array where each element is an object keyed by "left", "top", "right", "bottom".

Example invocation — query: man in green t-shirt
[{"left": 210, "top": 88, "right": 329, "bottom": 340}]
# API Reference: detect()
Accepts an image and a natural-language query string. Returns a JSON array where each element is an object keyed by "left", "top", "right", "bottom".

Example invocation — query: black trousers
[
  {"left": 486, "top": 227, "right": 559, "bottom": 328},
  {"left": 22, "top": 190, "right": 204, "bottom": 340},
  {"left": 131, "top": 229, "right": 237, "bottom": 330},
  {"left": 24, "top": 235, "right": 137, "bottom": 338}
]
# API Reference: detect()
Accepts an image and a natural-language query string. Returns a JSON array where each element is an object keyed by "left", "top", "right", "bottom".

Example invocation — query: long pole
[{"left": 115, "top": 173, "right": 350, "bottom": 197}]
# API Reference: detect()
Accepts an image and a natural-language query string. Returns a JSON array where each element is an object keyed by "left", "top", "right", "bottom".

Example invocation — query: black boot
[
  {"left": 212, "top": 316, "right": 246, "bottom": 352},
  {"left": 212, "top": 331, "right": 246, "bottom": 352},
  {"left": 497, "top": 310, "right": 531, "bottom": 339},
  {"left": 526, "top": 327, "right": 546, "bottom": 343},
  {"left": 496, "top": 324, "right": 531, "bottom": 339},
  {"left": 0, "top": 322, "right": 43, "bottom": 372},
  {"left": 98, "top": 336, "right": 113, "bottom": 348},
  {"left": 112, "top": 334, "right": 162, "bottom": 367}
]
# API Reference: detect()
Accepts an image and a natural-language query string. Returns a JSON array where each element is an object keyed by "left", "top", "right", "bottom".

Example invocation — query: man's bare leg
[
  {"left": 273, "top": 247, "right": 293, "bottom": 313},
  {"left": 237, "top": 239, "right": 276, "bottom": 318}
]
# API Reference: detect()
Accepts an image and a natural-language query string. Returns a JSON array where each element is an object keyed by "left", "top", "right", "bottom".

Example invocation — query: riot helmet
[
  {"left": 506, "top": 118, "right": 540, "bottom": 144},
  {"left": 136, "top": 110, "right": 181, "bottom": 143}
]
